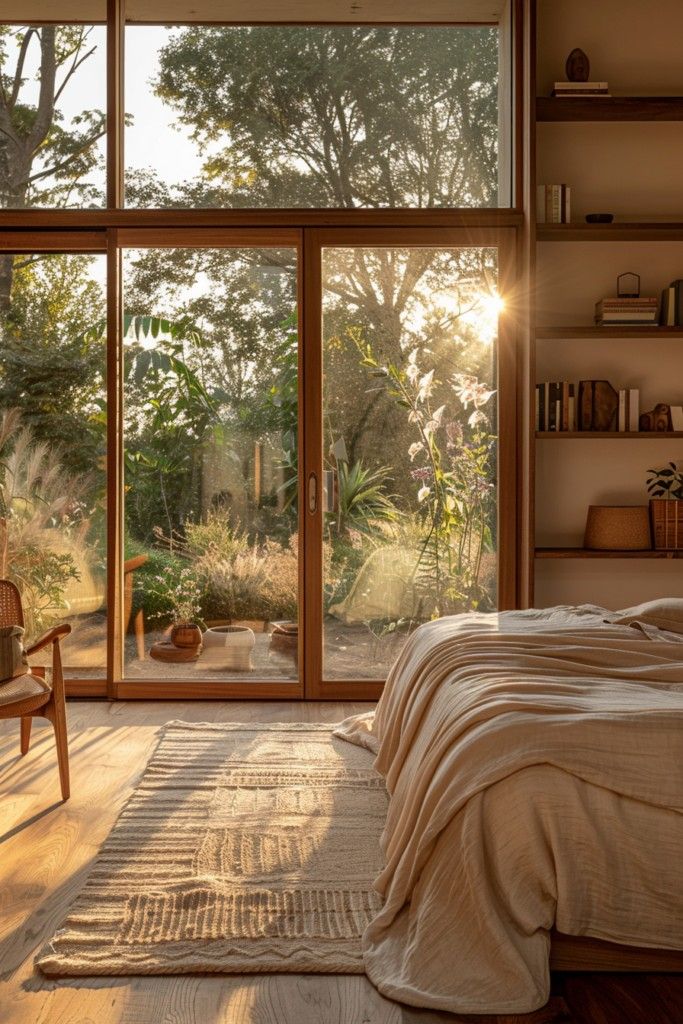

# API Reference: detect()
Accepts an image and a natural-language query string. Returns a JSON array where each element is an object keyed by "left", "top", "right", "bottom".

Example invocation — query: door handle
[{"left": 308, "top": 472, "right": 317, "bottom": 514}]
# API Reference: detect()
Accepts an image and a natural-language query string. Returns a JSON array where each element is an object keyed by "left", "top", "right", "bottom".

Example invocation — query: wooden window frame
[{"left": 0, "top": 0, "right": 528, "bottom": 700}]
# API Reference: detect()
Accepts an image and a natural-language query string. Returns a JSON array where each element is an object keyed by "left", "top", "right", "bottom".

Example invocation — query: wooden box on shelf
[{"left": 650, "top": 499, "right": 683, "bottom": 550}]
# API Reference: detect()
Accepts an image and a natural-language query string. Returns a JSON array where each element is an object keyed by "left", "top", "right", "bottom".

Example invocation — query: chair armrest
[
  {"left": 124, "top": 554, "right": 148, "bottom": 575},
  {"left": 25, "top": 623, "right": 72, "bottom": 657}
]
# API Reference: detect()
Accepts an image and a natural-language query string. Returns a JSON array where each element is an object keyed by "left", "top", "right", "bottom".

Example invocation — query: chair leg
[
  {"left": 134, "top": 608, "right": 145, "bottom": 661},
  {"left": 44, "top": 640, "right": 70, "bottom": 801},
  {"left": 44, "top": 700, "right": 70, "bottom": 801},
  {"left": 20, "top": 716, "right": 32, "bottom": 755}
]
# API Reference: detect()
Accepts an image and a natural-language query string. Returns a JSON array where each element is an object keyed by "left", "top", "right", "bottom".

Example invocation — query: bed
[{"left": 335, "top": 601, "right": 683, "bottom": 1015}]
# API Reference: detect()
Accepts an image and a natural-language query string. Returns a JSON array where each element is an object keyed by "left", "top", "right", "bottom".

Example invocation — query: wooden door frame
[{"left": 302, "top": 225, "right": 520, "bottom": 701}]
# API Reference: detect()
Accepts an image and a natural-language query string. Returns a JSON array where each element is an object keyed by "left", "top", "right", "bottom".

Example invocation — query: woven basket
[
  {"left": 583, "top": 505, "right": 651, "bottom": 550},
  {"left": 650, "top": 498, "right": 683, "bottom": 550}
]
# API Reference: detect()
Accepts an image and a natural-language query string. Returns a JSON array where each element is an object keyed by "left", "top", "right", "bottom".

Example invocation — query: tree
[
  {"left": 152, "top": 26, "right": 498, "bottom": 208},
  {"left": 0, "top": 25, "right": 105, "bottom": 310},
  {"left": 0, "top": 253, "right": 106, "bottom": 480}
]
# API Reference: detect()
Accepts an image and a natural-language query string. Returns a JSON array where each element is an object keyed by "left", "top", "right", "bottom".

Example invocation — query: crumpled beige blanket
[{"left": 334, "top": 606, "right": 683, "bottom": 1014}]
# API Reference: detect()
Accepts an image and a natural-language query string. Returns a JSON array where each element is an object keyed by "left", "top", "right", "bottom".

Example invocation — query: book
[
  {"left": 618, "top": 389, "right": 627, "bottom": 432},
  {"left": 661, "top": 286, "right": 676, "bottom": 326},
  {"left": 628, "top": 389, "right": 640, "bottom": 432},
  {"left": 671, "top": 405, "right": 683, "bottom": 432},
  {"left": 553, "top": 81, "right": 609, "bottom": 90},
  {"left": 670, "top": 279, "right": 683, "bottom": 326},
  {"left": 537, "top": 184, "right": 571, "bottom": 224}
]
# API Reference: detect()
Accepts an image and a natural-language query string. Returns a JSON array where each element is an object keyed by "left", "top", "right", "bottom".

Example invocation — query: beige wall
[{"left": 535, "top": 0, "right": 683, "bottom": 609}]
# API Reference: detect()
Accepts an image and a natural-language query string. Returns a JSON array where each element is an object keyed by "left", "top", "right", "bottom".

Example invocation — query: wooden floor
[{"left": 0, "top": 700, "right": 681, "bottom": 1024}]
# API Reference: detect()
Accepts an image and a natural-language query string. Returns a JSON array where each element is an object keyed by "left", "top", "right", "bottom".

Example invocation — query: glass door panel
[
  {"left": 321, "top": 245, "right": 500, "bottom": 681},
  {"left": 122, "top": 245, "right": 299, "bottom": 682},
  {"left": 0, "top": 251, "right": 107, "bottom": 680}
]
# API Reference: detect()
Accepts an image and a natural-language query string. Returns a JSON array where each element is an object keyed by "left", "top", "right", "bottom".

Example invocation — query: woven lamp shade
[{"left": 584, "top": 505, "right": 651, "bottom": 550}]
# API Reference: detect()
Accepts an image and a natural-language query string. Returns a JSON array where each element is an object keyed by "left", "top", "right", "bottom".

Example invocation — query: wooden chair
[{"left": 0, "top": 580, "right": 71, "bottom": 801}]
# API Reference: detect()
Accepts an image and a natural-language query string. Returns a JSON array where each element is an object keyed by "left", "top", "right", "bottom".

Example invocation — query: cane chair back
[{"left": 0, "top": 579, "right": 24, "bottom": 630}]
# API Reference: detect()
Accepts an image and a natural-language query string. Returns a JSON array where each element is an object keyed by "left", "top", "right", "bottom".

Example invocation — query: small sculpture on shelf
[
  {"left": 617, "top": 272, "right": 640, "bottom": 298},
  {"left": 565, "top": 48, "right": 590, "bottom": 82},
  {"left": 639, "top": 404, "right": 672, "bottom": 433}
]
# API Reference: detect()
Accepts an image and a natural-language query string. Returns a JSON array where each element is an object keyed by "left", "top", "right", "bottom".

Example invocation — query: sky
[{"left": 4, "top": 24, "right": 203, "bottom": 198}]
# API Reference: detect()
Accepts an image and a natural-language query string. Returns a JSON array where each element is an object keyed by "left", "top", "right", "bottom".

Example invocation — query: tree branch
[
  {"left": 8, "top": 28, "right": 37, "bottom": 110},
  {"left": 27, "top": 27, "right": 57, "bottom": 151},
  {"left": 54, "top": 43, "right": 97, "bottom": 106},
  {"left": 24, "top": 127, "right": 106, "bottom": 185}
]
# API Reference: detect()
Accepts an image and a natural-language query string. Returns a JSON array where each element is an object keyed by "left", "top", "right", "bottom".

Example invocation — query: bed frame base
[{"left": 550, "top": 930, "right": 683, "bottom": 972}]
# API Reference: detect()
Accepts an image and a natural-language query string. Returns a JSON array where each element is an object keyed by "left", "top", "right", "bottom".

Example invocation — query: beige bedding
[{"left": 334, "top": 606, "right": 683, "bottom": 1014}]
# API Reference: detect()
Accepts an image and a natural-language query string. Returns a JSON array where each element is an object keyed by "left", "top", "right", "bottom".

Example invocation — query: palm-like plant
[{"left": 331, "top": 459, "right": 399, "bottom": 538}]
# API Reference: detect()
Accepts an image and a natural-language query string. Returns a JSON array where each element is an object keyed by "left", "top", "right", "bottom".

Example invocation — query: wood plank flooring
[{"left": 0, "top": 700, "right": 680, "bottom": 1024}]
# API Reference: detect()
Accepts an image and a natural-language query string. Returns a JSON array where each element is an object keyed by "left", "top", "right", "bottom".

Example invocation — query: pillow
[
  {"left": 612, "top": 598, "right": 683, "bottom": 634},
  {"left": 0, "top": 625, "right": 29, "bottom": 683}
]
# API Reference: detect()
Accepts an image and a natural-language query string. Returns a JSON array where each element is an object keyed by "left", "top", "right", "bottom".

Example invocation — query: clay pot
[
  {"left": 171, "top": 622, "right": 203, "bottom": 648},
  {"left": 201, "top": 624, "right": 255, "bottom": 671}
]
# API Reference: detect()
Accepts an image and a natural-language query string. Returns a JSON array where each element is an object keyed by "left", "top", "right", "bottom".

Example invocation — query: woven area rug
[{"left": 37, "top": 722, "right": 388, "bottom": 976}]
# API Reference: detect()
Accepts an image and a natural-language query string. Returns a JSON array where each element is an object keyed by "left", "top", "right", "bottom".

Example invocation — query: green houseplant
[{"left": 646, "top": 462, "right": 683, "bottom": 551}]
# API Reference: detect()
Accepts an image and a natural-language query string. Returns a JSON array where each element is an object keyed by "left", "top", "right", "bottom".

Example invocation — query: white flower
[
  {"left": 408, "top": 441, "right": 424, "bottom": 461},
  {"left": 406, "top": 363, "right": 420, "bottom": 385},
  {"left": 417, "top": 370, "right": 435, "bottom": 403},
  {"left": 417, "top": 485, "right": 431, "bottom": 503}
]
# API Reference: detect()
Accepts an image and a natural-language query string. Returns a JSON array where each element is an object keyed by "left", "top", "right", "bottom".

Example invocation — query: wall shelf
[
  {"left": 536, "top": 326, "right": 683, "bottom": 339},
  {"left": 536, "top": 431, "right": 683, "bottom": 439},
  {"left": 536, "top": 96, "right": 683, "bottom": 122},
  {"left": 535, "top": 548, "right": 683, "bottom": 559},
  {"left": 537, "top": 223, "right": 683, "bottom": 242}
]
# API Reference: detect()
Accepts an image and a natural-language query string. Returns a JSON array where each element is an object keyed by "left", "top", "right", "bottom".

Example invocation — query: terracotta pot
[{"left": 171, "top": 622, "right": 203, "bottom": 648}]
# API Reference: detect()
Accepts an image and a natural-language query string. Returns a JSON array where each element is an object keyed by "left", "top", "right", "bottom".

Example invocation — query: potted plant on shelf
[{"left": 646, "top": 462, "right": 683, "bottom": 550}]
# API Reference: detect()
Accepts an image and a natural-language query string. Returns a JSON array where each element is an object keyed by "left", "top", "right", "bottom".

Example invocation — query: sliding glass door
[
  {"left": 303, "top": 228, "right": 516, "bottom": 699},
  {"left": 114, "top": 231, "right": 302, "bottom": 697}
]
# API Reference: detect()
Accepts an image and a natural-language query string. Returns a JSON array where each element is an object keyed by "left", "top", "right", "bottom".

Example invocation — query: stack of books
[
  {"left": 660, "top": 280, "right": 683, "bottom": 326},
  {"left": 535, "top": 381, "right": 576, "bottom": 431},
  {"left": 551, "top": 81, "right": 611, "bottom": 98},
  {"left": 617, "top": 389, "right": 641, "bottom": 432},
  {"left": 595, "top": 297, "right": 659, "bottom": 326},
  {"left": 536, "top": 184, "right": 571, "bottom": 224}
]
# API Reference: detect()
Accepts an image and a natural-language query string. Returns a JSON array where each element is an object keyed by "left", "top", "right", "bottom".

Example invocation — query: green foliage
[
  {"left": 128, "top": 547, "right": 187, "bottom": 627},
  {"left": 647, "top": 462, "right": 683, "bottom": 500},
  {"left": 151, "top": 25, "right": 498, "bottom": 208},
  {"left": 0, "top": 25, "right": 105, "bottom": 210},
  {"left": 0, "top": 408, "right": 86, "bottom": 637},
  {"left": 355, "top": 338, "right": 497, "bottom": 614},
  {"left": 331, "top": 460, "right": 399, "bottom": 538},
  {"left": 0, "top": 254, "right": 106, "bottom": 481}
]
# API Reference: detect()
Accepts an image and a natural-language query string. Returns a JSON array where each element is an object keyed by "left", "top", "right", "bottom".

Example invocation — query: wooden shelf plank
[
  {"left": 535, "top": 547, "right": 682, "bottom": 559},
  {"left": 536, "top": 326, "right": 683, "bottom": 339},
  {"left": 536, "top": 431, "right": 683, "bottom": 439},
  {"left": 536, "top": 96, "right": 683, "bottom": 122},
  {"left": 537, "top": 222, "right": 683, "bottom": 241}
]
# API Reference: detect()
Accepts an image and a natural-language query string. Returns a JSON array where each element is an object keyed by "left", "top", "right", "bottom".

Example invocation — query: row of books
[
  {"left": 551, "top": 80, "right": 611, "bottom": 98},
  {"left": 660, "top": 280, "right": 683, "bottom": 326},
  {"left": 535, "top": 382, "right": 576, "bottom": 431},
  {"left": 536, "top": 184, "right": 571, "bottom": 224},
  {"left": 535, "top": 383, "right": 641, "bottom": 432},
  {"left": 595, "top": 297, "right": 658, "bottom": 326}
]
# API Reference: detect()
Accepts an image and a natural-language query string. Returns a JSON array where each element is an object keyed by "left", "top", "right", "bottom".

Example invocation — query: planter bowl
[
  {"left": 171, "top": 623, "right": 203, "bottom": 648},
  {"left": 201, "top": 624, "right": 255, "bottom": 671}
]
